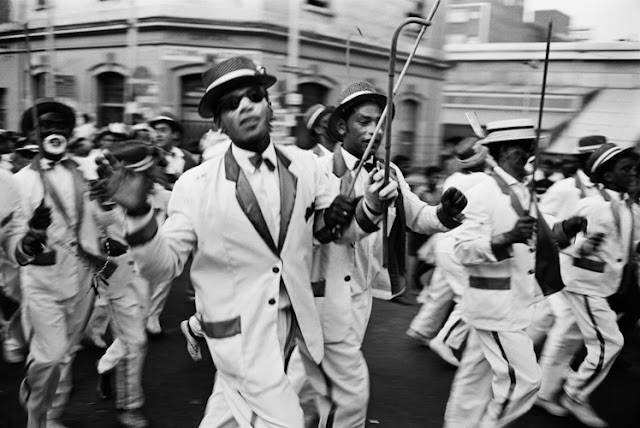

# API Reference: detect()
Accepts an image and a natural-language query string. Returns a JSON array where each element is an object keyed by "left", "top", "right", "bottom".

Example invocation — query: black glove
[
  {"left": 102, "top": 238, "right": 128, "bottom": 257},
  {"left": 324, "top": 195, "right": 357, "bottom": 229},
  {"left": 561, "top": 216, "right": 587, "bottom": 240},
  {"left": 508, "top": 216, "right": 536, "bottom": 243},
  {"left": 439, "top": 187, "right": 467, "bottom": 217},
  {"left": 28, "top": 200, "right": 52, "bottom": 231},
  {"left": 20, "top": 230, "right": 47, "bottom": 257}
]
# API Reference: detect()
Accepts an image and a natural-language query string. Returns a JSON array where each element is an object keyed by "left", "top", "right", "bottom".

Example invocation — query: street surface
[{"left": 2, "top": 271, "right": 640, "bottom": 427}]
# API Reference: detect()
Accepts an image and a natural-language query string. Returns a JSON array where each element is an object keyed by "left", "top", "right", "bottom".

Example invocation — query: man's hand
[
  {"left": 364, "top": 169, "right": 399, "bottom": 214},
  {"left": 95, "top": 153, "right": 153, "bottom": 215},
  {"left": 324, "top": 195, "right": 356, "bottom": 229},
  {"left": 28, "top": 199, "right": 52, "bottom": 231},
  {"left": 439, "top": 187, "right": 467, "bottom": 219},
  {"left": 20, "top": 230, "right": 47, "bottom": 257},
  {"left": 579, "top": 232, "right": 605, "bottom": 256},
  {"left": 506, "top": 216, "right": 537, "bottom": 244},
  {"left": 561, "top": 216, "right": 587, "bottom": 240}
]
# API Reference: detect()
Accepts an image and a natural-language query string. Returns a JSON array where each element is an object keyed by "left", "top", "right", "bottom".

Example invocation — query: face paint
[{"left": 42, "top": 134, "right": 68, "bottom": 156}]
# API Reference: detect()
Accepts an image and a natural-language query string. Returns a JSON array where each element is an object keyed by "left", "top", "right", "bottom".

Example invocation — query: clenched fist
[
  {"left": 436, "top": 187, "right": 467, "bottom": 228},
  {"left": 324, "top": 195, "right": 357, "bottom": 229},
  {"left": 364, "top": 169, "right": 399, "bottom": 214}
]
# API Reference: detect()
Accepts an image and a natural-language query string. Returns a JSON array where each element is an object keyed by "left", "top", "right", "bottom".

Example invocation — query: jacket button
[
  {"left": 268, "top": 298, "right": 276, "bottom": 305},
  {"left": 528, "top": 269, "right": 534, "bottom": 275},
  {"left": 272, "top": 267, "right": 280, "bottom": 273},
  {"left": 344, "top": 275, "right": 351, "bottom": 282},
  {"left": 617, "top": 258, "right": 622, "bottom": 262},
  {"left": 70, "top": 241, "right": 77, "bottom": 247}
]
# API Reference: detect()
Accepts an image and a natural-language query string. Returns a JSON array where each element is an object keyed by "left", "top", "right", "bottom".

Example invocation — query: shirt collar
[
  {"left": 232, "top": 142, "right": 277, "bottom": 172},
  {"left": 168, "top": 146, "right": 184, "bottom": 159},
  {"left": 340, "top": 147, "right": 360, "bottom": 171},
  {"left": 576, "top": 169, "right": 594, "bottom": 187},
  {"left": 39, "top": 154, "right": 71, "bottom": 171},
  {"left": 602, "top": 187, "right": 628, "bottom": 203}
]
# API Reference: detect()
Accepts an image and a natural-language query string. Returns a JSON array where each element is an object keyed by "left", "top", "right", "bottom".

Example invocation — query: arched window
[
  {"left": 180, "top": 73, "right": 209, "bottom": 145},
  {"left": 397, "top": 98, "right": 419, "bottom": 157},
  {"left": 96, "top": 72, "right": 125, "bottom": 126}
]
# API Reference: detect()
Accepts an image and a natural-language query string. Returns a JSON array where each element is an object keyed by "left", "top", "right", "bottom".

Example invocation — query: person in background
[{"left": 301, "top": 104, "right": 336, "bottom": 157}]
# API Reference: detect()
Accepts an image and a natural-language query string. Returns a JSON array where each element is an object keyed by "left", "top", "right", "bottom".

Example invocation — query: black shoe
[{"left": 97, "top": 371, "right": 112, "bottom": 400}]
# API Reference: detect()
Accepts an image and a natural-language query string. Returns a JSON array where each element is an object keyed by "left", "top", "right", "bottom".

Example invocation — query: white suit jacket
[
  {"left": 310, "top": 147, "right": 449, "bottom": 343},
  {"left": 126, "top": 143, "right": 376, "bottom": 394}
]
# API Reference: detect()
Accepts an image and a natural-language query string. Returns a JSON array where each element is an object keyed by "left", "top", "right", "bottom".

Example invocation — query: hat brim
[
  {"left": 198, "top": 74, "right": 277, "bottom": 119},
  {"left": 327, "top": 93, "right": 390, "bottom": 142},
  {"left": 482, "top": 129, "right": 536, "bottom": 145},
  {"left": 148, "top": 117, "right": 183, "bottom": 134},
  {"left": 21, "top": 101, "right": 76, "bottom": 135}
]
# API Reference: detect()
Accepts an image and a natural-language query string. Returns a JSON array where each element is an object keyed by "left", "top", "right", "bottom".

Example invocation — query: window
[
  {"left": 31, "top": 73, "right": 46, "bottom": 100},
  {"left": 180, "top": 73, "right": 210, "bottom": 145},
  {"left": 0, "top": 88, "right": 6, "bottom": 129},
  {"left": 406, "top": 0, "right": 424, "bottom": 17},
  {"left": 36, "top": 0, "right": 47, "bottom": 10},
  {"left": 446, "top": 9, "right": 469, "bottom": 23},
  {"left": 96, "top": 72, "right": 125, "bottom": 126},
  {"left": 397, "top": 99, "right": 419, "bottom": 156}
]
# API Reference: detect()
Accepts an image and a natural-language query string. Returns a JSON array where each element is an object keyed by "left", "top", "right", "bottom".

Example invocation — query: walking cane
[{"left": 345, "top": 0, "right": 442, "bottom": 266}]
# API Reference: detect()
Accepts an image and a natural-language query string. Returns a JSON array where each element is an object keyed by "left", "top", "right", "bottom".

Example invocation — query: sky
[{"left": 525, "top": 0, "right": 640, "bottom": 41}]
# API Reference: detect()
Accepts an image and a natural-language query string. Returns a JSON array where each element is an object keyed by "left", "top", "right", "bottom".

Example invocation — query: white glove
[{"left": 364, "top": 169, "right": 399, "bottom": 214}]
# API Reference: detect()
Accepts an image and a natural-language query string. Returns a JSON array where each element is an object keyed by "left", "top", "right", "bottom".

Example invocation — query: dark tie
[{"left": 250, "top": 153, "right": 275, "bottom": 171}]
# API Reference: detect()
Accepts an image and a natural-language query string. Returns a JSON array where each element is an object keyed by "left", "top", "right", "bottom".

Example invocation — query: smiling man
[{"left": 105, "top": 57, "right": 398, "bottom": 428}]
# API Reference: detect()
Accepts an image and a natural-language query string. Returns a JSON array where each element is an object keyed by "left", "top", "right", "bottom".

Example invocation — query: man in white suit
[{"left": 103, "top": 56, "right": 397, "bottom": 428}]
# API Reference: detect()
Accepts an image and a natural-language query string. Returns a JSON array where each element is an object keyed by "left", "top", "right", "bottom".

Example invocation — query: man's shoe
[
  {"left": 180, "top": 320, "right": 202, "bottom": 362},
  {"left": 560, "top": 392, "right": 608, "bottom": 427},
  {"left": 535, "top": 396, "right": 569, "bottom": 417},
  {"left": 406, "top": 328, "right": 431, "bottom": 346},
  {"left": 429, "top": 338, "right": 460, "bottom": 367},
  {"left": 145, "top": 317, "right": 162, "bottom": 335},
  {"left": 117, "top": 409, "right": 149, "bottom": 428}
]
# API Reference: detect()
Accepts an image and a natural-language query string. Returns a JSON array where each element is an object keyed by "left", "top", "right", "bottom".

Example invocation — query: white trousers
[
  {"left": 537, "top": 292, "right": 583, "bottom": 400},
  {"left": 21, "top": 270, "right": 95, "bottom": 428},
  {"left": 199, "top": 307, "right": 304, "bottom": 428},
  {"left": 562, "top": 291, "right": 624, "bottom": 402},
  {"left": 289, "top": 289, "right": 372, "bottom": 428},
  {"left": 146, "top": 279, "right": 172, "bottom": 322},
  {"left": 444, "top": 328, "right": 540, "bottom": 428}
]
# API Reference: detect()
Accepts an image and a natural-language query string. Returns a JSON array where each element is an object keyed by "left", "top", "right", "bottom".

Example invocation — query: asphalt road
[{"left": 2, "top": 271, "right": 640, "bottom": 428}]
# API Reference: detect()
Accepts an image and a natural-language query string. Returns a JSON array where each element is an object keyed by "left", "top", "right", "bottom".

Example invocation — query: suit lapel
[
  {"left": 332, "top": 144, "right": 354, "bottom": 195},
  {"left": 224, "top": 147, "right": 278, "bottom": 255},
  {"left": 275, "top": 148, "right": 297, "bottom": 253}
]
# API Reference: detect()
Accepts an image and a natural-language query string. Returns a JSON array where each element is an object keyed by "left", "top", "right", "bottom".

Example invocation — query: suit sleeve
[
  {"left": 454, "top": 182, "right": 504, "bottom": 265},
  {"left": 395, "top": 165, "right": 449, "bottom": 235},
  {"left": 0, "top": 172, "right": 28, "bottom": 265},
  {"left": 126, "top": 173, "right": 197, "bottom": 285}
]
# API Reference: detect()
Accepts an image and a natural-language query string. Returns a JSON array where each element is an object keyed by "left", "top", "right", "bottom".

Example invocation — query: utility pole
[{"left": 44, "top": 0, "right": 56, "bottom": 98}]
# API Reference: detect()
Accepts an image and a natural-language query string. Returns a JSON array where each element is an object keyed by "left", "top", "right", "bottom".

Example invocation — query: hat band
[
  {"left": 486, "top": 124, "right": 534, "bottom": 132},
  {"left": 205, "top": 68, "right": 261, "bottom": 95},
  {"left": 590, "top": 147, "right": 624, "bottom": 174},
  {"left": 483, "top": 128, "right": 535, "bottom": 144},
  {"left": 306, "top": 108, "right": 325, "bottom": 130},
  {"left": 338, "top": 90, "right": 385, "bottom": 108},
  {"left": 151, "top": 115, "right": 175, "bottom": 123}
]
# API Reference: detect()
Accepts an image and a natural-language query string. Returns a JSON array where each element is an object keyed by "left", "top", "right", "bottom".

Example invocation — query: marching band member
[
  {"left": 104, "top": 57, "right": 398, "bottom": 428},
  {"left": 557, "top": 143, "right": 639, "bottom": 427},
  {"left": 298, "top": 81, "right": 467, "bottom": 427}
]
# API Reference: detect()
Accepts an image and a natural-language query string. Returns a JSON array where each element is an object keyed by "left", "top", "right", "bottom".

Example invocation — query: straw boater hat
[
  {"left": 20, "top": 99, "right": 76, "bottom": 135},
  {"left": 148, "top": 112, "right": 183, "bottom": 134},
  {"left": 327, "top": 81, "right": 388, "bottom": 142},
  {"left": 454, "top": 137, "right": 489, "bottom": 170},
  {"left": 576, "top": 134, "right": 606, "bottom": 155},
  {"left": 198, "top": 56, "right": 277, "bottom": 119},
  {"left": 304, "top": 104, "right": 331, "bottom": 131},
  {"left": 481, "top": 118, "right": 536, "bottom": 146},
  {"left": 585, "top": 142, "right": 635, "bottom": 184}
]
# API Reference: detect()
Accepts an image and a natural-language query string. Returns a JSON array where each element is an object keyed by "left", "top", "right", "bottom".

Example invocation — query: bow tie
[
  {"left": 41, "top": 156, "right": 73, "bottom": 171},
  {"left": 250, "top": 153, "right": 275, "bottom": 171},
  {"left": 359, "top": 157, "right": 379, "bottom": 173}
]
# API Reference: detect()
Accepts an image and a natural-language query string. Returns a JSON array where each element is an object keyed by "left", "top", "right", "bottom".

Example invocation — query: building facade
[{"left": 0, "top": 0, "right": 450, "bottom": 165}]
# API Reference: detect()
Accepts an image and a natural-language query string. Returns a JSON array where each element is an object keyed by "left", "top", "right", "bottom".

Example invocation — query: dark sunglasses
[{"left": 218, "top": 86, "right": 266, "bottom": 113}]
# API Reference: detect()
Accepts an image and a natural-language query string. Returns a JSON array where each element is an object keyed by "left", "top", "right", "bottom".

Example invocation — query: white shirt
[{"left": 231, "top": 143, "right": 281, "bottom": 243}]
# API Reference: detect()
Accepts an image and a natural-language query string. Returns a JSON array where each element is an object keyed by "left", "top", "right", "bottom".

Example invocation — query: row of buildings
[{"left": 0, "top": 0, "right": 638, "bottom": 168}]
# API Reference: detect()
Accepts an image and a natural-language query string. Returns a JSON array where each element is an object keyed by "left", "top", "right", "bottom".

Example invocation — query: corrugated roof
[{"left": 547, "top": 88, "right": 640, "bottom": 153}]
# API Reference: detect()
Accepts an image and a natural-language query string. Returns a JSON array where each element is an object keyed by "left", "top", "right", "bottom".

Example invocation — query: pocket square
[{"left": 305, "top": 201, "right": 316, "bottom": 222}]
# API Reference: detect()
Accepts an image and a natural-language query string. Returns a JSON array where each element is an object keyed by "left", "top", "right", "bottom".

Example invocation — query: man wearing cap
[
  {"left": 301, "top": 104, "right": 335, "bottom": 157},
  {"left": 148, "top": 112, "right": 198, "bottom": 186},
  {"left": 554, "top": 143, "right": 639, "bottom": 427},
  {"left": 15, "top": 100, "right": 119, "bottom": 428},
  {"left": 407, "top": 138, "right": 491, "bottom": 367},
  {"left": 534, "top": 135, "right": 605, "bottom": 416},
  {"left": 444, "top": 118, "right": 575, "bottom": 427},
  {"left": 293, "top": 81, "right": 467, "bottom": 427},
  {"left": 103, "top": 56, "right": 397, "bottom": 428}
]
